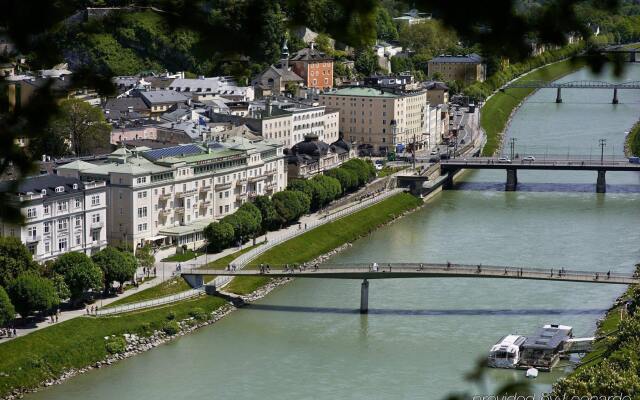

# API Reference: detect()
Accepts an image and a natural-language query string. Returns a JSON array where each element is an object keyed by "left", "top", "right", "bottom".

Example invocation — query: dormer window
[
  {"left": 41, "top": 189, "right": 47, "bottom": 195},
  {"left": 72, "top": 183, "right": 78, "bottom": 190},
  {"left": 55, "top": 186, "right": 64, "bottom": 193}
]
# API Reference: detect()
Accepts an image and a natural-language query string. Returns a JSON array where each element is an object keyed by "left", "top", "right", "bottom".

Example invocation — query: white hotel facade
[
  {"left": 0, "top": 175, "right": 108, "bottom": 262},
  {"left": 57, "top": 138, "right": 286, "bottom": 249}
]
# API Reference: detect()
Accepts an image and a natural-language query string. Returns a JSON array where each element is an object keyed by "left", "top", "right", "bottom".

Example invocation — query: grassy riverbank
[
  {"left": 626, "top": 120, "right": 640, "bottom": 156},
  {"left": 224, "top": 192, "right": 423, "bottom": 295},
  {"left": 105, "top": 245, "right": 260, "bottom": 308},
  {"left": 552, "top": 265, "right": 640, "bottom": 396},
  {"left": 481, "top": 58, "right": 587, "bottom": 156},
  {"left": 0, "top": 296, "right": 227, "bottom": 398}
]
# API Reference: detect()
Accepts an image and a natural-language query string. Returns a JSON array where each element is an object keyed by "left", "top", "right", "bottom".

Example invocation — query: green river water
[{"left": 28, "top": 65, "right": 640, "bottom": 400}]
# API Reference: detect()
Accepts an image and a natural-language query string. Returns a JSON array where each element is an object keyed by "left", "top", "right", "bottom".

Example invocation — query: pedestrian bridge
[
  {"left": 503, "top": 80, "right": 640, "bottom": 103},
  {"left": 181, "top": 263, "right": 638, "bottom": 313},
  {"left": 440, "top": 157, "right": 640, "bottom": 192}
]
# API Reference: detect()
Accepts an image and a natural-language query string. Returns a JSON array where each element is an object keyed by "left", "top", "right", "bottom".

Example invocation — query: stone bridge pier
[
  {"left": 596, "top": 170, "right": 606, "bottom": 193},
  {"left": 556, "top": 87, "right": 562, "bottom": 103},
  {"left": 506, "top": 168, "right": 518, "bottom": 191},
  {"left": 360, "top": 279, "right": 369, "bottom": 314}
]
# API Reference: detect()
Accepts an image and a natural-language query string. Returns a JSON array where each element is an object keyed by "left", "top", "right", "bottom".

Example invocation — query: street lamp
[
  {"left": 599, "top": 138, "right": 607, "bottom": 165},
  {"left": 509, "top": 137, "right": 518, "bottom": 160}
]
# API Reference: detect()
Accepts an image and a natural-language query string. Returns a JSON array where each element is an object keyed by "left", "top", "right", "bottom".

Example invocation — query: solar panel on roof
[{"left": 144, "top": 144, "right": 204, "bottom": 161}]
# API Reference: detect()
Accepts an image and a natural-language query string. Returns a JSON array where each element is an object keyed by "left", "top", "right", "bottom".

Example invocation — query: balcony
[
  {"left": 90, "top": 221, "right": 104, "bottom": 229},
  {"left": 264, "top": 169, "right": 277, "bottom": 177},
  {"left": 175, "top": 189, "right": 198, "bottom": 198},
  {"left": 26, "top": 235, "right": 41, "bottom": 243},
  {"left": 199, "top": 185, "right": 212, "bottom": 192},
  {"left": 159, "top": 208, "right": 171, "bottom": 216},
  {"left": 158, "top": 193, "right": 171, "bottom": 201},
  {"left": 174, "top": 207, "right": 185, "bottom": 214},
  {"left": 266, "top": 182, "right": 277, "bottom": 191},
  {"left": 215, "top": 182, "right": 232, "bottom": 191},
  {"left": 248, "top": 175, "right": 266, "bottom": 183}
]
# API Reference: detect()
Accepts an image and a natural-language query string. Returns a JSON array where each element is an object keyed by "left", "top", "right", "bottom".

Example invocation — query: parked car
[
  {"left": 523, "top": 156, "right": 536, "bottom": 162},
  {"left": 430, "top": 148, "right": 438, "bottom": 155},
  {"left": 375, "top": 163, "right": 384, "bottom": 171},
  {"left": 497, "top": 157, "right": 512, "bottom": 163},
  {"left": 629, "top": 156, "right": 640, "bottom": 164}
]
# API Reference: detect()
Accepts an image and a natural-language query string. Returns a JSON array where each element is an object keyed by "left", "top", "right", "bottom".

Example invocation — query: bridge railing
[
  {"left": 182, "top": 263, "right": 637, "bottom": 281},
  {"left": 441, "top": 156, "right": 634, "bottom": 166}
]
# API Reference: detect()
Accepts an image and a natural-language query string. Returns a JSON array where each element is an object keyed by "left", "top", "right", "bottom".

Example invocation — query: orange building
[{"left": 289, "top": 45, "right": 334, "bottom": 90}]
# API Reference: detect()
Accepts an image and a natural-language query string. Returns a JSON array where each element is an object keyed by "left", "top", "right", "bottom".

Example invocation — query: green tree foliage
[
  {"left": 375, "top": 7, "right": 399, "bottom": 41},
  {"left": 92, "top": 247, "right": 137, "bottom": 291},
  {"left": 398, "top": 20, "right": 459, "bottom": 64},
  {"left": 253, "top": 196, "right": 281, "bottom": 232},
  {"left": 135, "top": 245, "right": 156, "bottom": 270},
  {"left": 272, "top": 190, "right": 311, "bottom": 225},
  {"left": 0, "top": 237, "right": 38, "bottom": 288},
  {"left": 341, "top": 158, "right": 376, "bottom": 187},
  {"left": 238, "top": 202, "right": 263, "bottom": 229},
  {"left": 354, "top": 47, "right": 379, "bottom": 76},
  {"left": 204, "top": 222, "right": 235, "bottom": 252},
  {"left": 325, "top": 167, "right": 358, "bottom": 192},
  {"left": 52, "top": 252, "right": 103, "bottom": 304},
  {"left": 7, "top": 273, "right": 59, "bottom": 318},
  {"left": 0, "top": 286, "right": 15, "bottom": 326},
  {"left": 50, "top": 273, "right": 71, "bottom": 302},
  {"left": 47, "top": 98, "right": 110, "bottom": 157}
]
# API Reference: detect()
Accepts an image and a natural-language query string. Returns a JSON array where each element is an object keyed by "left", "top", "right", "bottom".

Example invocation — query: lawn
[
  {"left": 161, "top": 249, "right": 202, "bottom": 262},
  {"left": 481, "top": 57, "right": 587, "bottom": 156},
  {"left": 626, "top": 120, "right": 640, "bottom": 156},
  {"left": 0, "top": 296, "right": 226, "bottom": 398},
  {"left": 106, "top": 245, "right": 263, "bottom": 307},
  {"left": 377, "top": 166, "right": 405, "bottom": 178},
  {"left": 224, "top": 192, "right": 423, "bottom": 295},
  {"left": 104, "top": 277, "right": 192, "bottom": 308}
]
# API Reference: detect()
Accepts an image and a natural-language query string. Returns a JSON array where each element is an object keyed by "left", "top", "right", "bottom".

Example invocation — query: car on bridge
[
  {"left": 629, "top": 156, "right": 640, "bottom": 164},
  {"left": 523, "top": 156, "right": 536, "bottom": 162},
  {"left": 497, "top": 157, "right": 512, "bottom": 163}
]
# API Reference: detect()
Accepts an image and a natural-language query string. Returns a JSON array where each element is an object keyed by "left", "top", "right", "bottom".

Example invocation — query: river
[{"left": 29, "top": 65, "right": 640, "bottom": 400}]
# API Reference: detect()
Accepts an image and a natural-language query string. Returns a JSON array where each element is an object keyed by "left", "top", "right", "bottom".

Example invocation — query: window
[
  {"left": 137, "top": 191, "right": 147, "bottom": 199},
  {"left": 91, "top": 195, "right": 100, "bottom": 206},
  {"left": 91, "top": 230, "right": 99, "bottom": 242},
  {"left": 137, "top": 207, "right": 148, "bottom": 218},
  {"left": 58, "top": 218, "right": 68, "bottom": 230},
  {"left": 75, "top": 198, "right": 81, "bottom": 208},
  {"left": 92, "top": 214, "right": 100, "bottom": 223},
  {"left": 27, "top": 208, "right": 37, "bottom": 218},
  {"left": 44, "top": 242, "right": 50, "bottom": 253},
  {"left": 43, "top": 205, "right": 50, "bottom": 215},
  {"left": 75, "top": 216, "right": 82, "bottom": 227},
  {"left": 136, "top": 177, "right": 147, "bottom": 184},
  {"left": 27, "top": 243, "right": 36, "bottom": 255},
  {"left": 224, "top": 205, "right": 229, "bottom": 213},
  {"left": 75, "top": 235, "right": 81, "bottom": 246},
  {"left": 58, "top": 238, "right": 68, "bottom": 252},
  {"left": 27, "top": 226, "right": 37, "bottom": 239},
  {"left": 219, "top": 206, "right": 223, "bottom": 214},
  {"left": 137, "top": 223, "right": 148, "bottom": 232},
  {"left": 44, "top": 222, "right": 50, "bottom": 234}
]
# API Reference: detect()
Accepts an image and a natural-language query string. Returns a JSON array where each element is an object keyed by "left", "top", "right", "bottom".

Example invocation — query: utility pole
[
  {"left": 599, "top": 138, "right": 607, "bottom": 165},
  {"left": 412, "top": 134, "right": 416, "bottom": 169},
  {"left": 509, "top": 137, "right": 517, "bottom": 160}
]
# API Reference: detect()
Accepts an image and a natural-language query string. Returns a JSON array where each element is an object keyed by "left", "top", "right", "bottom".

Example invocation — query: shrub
[
  {"left": 162, "top": 320, "right": 180, "bottom": 335},
  {"left": 7, "top": 273, "right": 59, "bottom": 318},
  {"left": 105, "top": 336, "right": 126, "bottom": 354},
  {"left": 189, "top": 307, "right": 208, "bottom": 321},
  {"left": 166, "top": 311, "right": 176, "bottom": 320}
]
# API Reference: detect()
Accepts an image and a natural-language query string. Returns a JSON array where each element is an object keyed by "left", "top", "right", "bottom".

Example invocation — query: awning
[{"left": 144, "top": 235, "right": 167, "bottom": 242}]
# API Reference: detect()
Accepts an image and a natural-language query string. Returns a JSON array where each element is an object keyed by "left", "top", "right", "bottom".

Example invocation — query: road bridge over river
[
  {"left": 440, "top": 157, "right": 640, "bottom": 192},
  {"left": 182, "top": 263, "right": 639, "bottom": 313},
  {"left": 502, "top": 80, "right": 640, "bottom": 103}
]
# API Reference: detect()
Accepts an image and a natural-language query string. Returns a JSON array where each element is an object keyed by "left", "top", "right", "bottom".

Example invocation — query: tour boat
[
  {"left": 487, "top": 335, "right": 527, "bottom": 368},
  {"left": 526, "top": 367, "right": 539, "bottom": 378}
]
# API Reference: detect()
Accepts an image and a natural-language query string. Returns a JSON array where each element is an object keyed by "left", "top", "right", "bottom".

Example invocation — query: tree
[
  {"left": 204, "top": 222, "right": 235, "bottom": 252},
  {"left": 398, "top": 20, "right": 460, "bottom": 61},
  {"left": 92, "top": 247, "right": 137, "bottom": 291},
  {"left": 7, "top": 273, "right": 59, "bottom": 318},
  {"left": 287, "top": 179, "right": 314, "bottom": 199},
  {"left": 50, "top": 98, "right": 110, "bottom": 157},
  {"left": 376, "top": 7, "right": 399, "bottom": 41},
  {"left": 354, "top": 47, "right": 379, "bottom": 76},
  {"left": 253, "top": 196, "right": 281, "bottom": 231},
  {"left": 50, "top": 273, "right": 71, "bottom": 302},
  {"left": 135, "top": 245, "right": 155, "bottom": 271},
  {"left": 326, "top": 167, "right": 357, "bottom": 192},
  {"left": 52, "top": 252, "right": 103, "bottom": 304},
  {"left": 0, "top": 236, "right": 38, "bottom": 288},
  {"left": 0, "top": 286, "right": 15, "bottom": 327},
  {"left": 238, "top": 202, "right": 263, "bottom": 228},
  {"left": 272, "top": 190, "right": 311, "bottom": 225}
]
